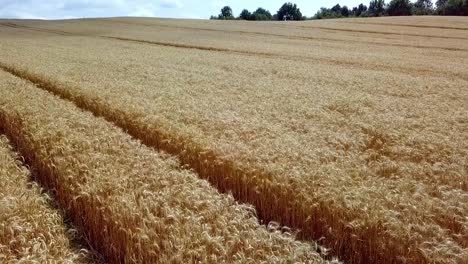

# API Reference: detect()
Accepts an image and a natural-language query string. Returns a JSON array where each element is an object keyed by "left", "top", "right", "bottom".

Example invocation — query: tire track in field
[
  {"left": 105, "top": 19, "right": 468, "bottom": 52},
  {"left": 0, "top": 22, "right": 75, "bottom": 36},
  {"left": 3, "top": 19, "right": 467, "bottom": 56},
  {"left": 295, "top": 25, "right": 468, "bottom": 40},
  {"left": 103, "top": 36, "right": 468, "bottom": 82},
  {"left": 335, "top": 20, "right": 468, "bottom": 31},
  {"left": 0, "top": 62, "right": 339, "bottom": 259},
  {"left": 1, "top": 22, "right": 467, "bottom": 81},
  {"left": 0, "top": 68, "right": 334, "bottom": 264},
  {"left": 3, "top": 19, "right": 467, "bottom": 52},
  {"left": 0, "top": 62, "right": 394, "bottom": 264}
]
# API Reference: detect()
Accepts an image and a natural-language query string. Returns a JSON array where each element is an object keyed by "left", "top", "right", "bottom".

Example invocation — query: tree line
[
  {"left": 315, "top": 0, "right": 467, "bottom": 18},
  {"left": 211, "top": 3, "right": 304, "bottom": 20},
  {"left": 211, "top": 1, "right": 467, "bottom": 21}
]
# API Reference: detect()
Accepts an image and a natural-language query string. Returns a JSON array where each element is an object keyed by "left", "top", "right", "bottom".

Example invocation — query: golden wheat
[
  {"left": 0, "top": 70, "right": 329, "bottom": 263},
  {"left": 0, "top": 135, "right": 89, "bottom": 263},
  {"left": 0, "top": 16, "right": 466, "bottom": 263}
]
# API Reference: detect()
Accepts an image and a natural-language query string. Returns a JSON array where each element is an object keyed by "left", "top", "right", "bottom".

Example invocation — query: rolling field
[{"left": 0, "top": 16, "right": 467, "bottom": 263}]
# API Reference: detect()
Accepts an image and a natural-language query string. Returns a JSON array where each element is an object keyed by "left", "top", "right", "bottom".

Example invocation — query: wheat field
[
  {"left": 0, "top": 16, "right": 467, "bottom": 263},
  {"left": 0, "top": 135, "right": 91, "bottom": 263}
]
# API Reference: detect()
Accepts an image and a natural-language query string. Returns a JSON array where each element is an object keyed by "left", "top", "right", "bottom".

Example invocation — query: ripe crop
[
  {"left": 0, "top": 135, "right": 88, "bottom": 263},
  {"left": 0, "top": 71, "right": 327, "bottom": 263},
  {"left": 0, "top": 16, "right": 466, "bottom": 263}
]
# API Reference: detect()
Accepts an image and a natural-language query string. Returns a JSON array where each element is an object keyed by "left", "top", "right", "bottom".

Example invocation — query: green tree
[
  {"left": 387, "top": 0, "right": 413, "bottom": 15},
  {"left": 440, "top": 0, "right": 468, "bottom": 15},
  {"left": 251, "top": 7, "right": 273, "bottom": 20},
  {"left": 413, "top": 0, "right": 434, "bottom": 14},
  {"left": 352, "top": 3, "right": 368, "bottom": 16},
  {"left": 218, "top": 6, "right": 234, "bottom": 20},
  {"left": 436, "top": 0, "right": 449, "bottom": 8},
  {"left": 276, "top": 2, "right": 303, "bottom": 20},
  {"left": 359, "top": 3, "right": 369, "bottom": 15},
  {"left": 331, "top": 4, "right": 342, "bottom": 13},
  {"left": 368, "top": 0, "right": 386, "bottom": 16},
  {"left": 239, "top": 9, "right": 252, "bottom": 20},
  {"left": 314, "top": 7, "right": 335, "bottom": 19},
  {"left": 341, "top": 6, "right": 350, "bottom": 16},
  {"left": 352, "top": 6, "right": 359, "bottom": 15}
]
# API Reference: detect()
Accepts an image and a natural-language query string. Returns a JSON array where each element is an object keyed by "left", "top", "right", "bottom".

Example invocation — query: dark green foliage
[
  {"left": 276, "top": 2, "right": 304, "bottom": 20},
  {"left": 221, "top": 6, "right": 233, "bottom": 18},
  {"left": 436, "top": 0, "right": 449, "bottom": 8},
  {"left": 252, "top": 8, "right": 273, "bottom": 20},
  {"left": 217, "top": 6, "right": 235, "bottom": 20},
  {"left": 369, "top": 0, "right": 386, "bottom": 16},
  {"left": 212, "top": 0, "right": 464, "bottom": 21},
  {"left": 314, "top": 3, "right": 343, "bottom": 19},
  {"left": 358, "top": 3, "right": 369, "bottom": 15},
  {"left": 437, "top": 0, "right": 468, "bottom": 15},
  {"left": 413, "top": 0, "right": 434, "bottom": 15},
  {"left": 351, "top": 3, "right": 369, "bottom": 16},
  {"left": 387, "top": 0, "right": 413, "bottom": 15},
  {"left": 341, "top": 6, "right": 350, "bottom": 16},
  {"left": 314, "top": 7, "right": 339, "bottom": 19},
  {"left": 238, "top": 7, "right": 272, "bottom": 21},
  {"left": 314, "top": 3, "right": 366, "bottom": 18},
  {"left": 239, "top": 9, "right": 252, "bottom": 20},
  {"left": 331, "top": 4, "right": 342, "bottom": 13}
]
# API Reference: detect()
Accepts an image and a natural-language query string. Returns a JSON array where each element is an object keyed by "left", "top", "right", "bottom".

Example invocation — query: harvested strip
[
  {"left": 0, "top": 71, "right": 329, "bottom": 263},
  {"left": 0, "top": 135, "right": 88, "bottom": 263}
]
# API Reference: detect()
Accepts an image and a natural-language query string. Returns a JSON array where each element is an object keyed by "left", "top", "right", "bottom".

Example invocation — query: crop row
[
  {"left": 0, "top": 135, "right": 88, "bottom": 263},
  {"left": 0, "top": 70, "right": 327, "bottom": 263}
]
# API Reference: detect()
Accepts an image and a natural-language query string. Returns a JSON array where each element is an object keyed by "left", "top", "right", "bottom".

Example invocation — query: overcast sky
[{"left": 0, "top": 0, "right": 367, "bottom": 20}]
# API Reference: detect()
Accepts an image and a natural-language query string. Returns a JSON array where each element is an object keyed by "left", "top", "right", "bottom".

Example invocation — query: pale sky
[{"left": 0, "top": 0, "right": 367, "bottom": 20}]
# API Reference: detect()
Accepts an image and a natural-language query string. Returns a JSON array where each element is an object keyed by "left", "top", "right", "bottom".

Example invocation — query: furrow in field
[
  {"left": 296, "top": 25, "right": 468, "bottom": 40},
  {"left": 367, "top": 41, "right": 468, "bottom": 52},
  {"left": 337, "top": 20, "right": 468, "bottom": 31},
  {"left": 0, "top": 70, "right": 329, "bottom": 263},
  {"left": 0, "top": 22, "right": 74, "bottom": 36},
  {"left": 1, "top": 58, "right": 466, "bottom": 263},
  {"left": 102, "top": 36, "right": 468, "bottom": 82},
  {"left": 103, "top": 36, "right": 237, "bottom": 53},
  {"left": 6, "top": 19, "right": 467, "bottom": 61},
  {"left": 106, "top": 19, "right": 468, "bottom": 52},
  {"left": 0, "top": 62, "right": 378, "bottom": 264},
  {"left": 2, "top": 22, "right": 467, "bottom": 81},
  {"left": 0, "top": 135, "right": 90, "bottom": 263}
]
